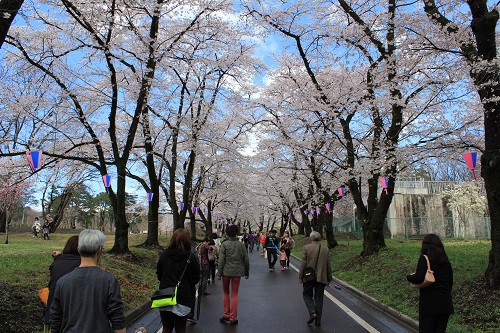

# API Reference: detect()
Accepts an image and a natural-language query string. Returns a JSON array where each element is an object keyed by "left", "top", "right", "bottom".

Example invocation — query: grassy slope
[
  {"left": 1, "top": 231, "right": 499, "bottom": 332},
  {"left": 292, "top": 234, "right": 499, "bottom": 333},
  {"left": 0, "top": 232, "right": 161, "bottom": 333}
]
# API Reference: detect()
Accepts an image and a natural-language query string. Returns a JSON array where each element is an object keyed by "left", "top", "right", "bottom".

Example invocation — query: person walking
[
  {"left": 258, "top": 232, "right": 266, "bottom": 256},
  {"left": 156, "top": 229, "right": 201, "bottom": 333},
  {"left": 199, "top": 237, "right": 213, "bottom": 295},
  {"left": 264, "top": 229, "right": 279, "bottom": 271},
  {"left": 298, "top": 231, "right": 332, "bottom": 327},
  {"left": 406, "top": 234, "right": 454, "bottom": 333},
  {"left": 278, "top": 245, "right": 287, "bottom": 271},
  {"left": 281, "top": 231, "right": 294, "bottom": 269},
  {"left": 43, "top": 236, "right": 80, "bottom": 333},
  {"left": 217, "top": 224, "right": 249, "bottom": 326},
  {"left": 43, "top": 220, "right": 51, "bottom": 240},
  {"left": 50, "top": 229, "right": 126, "bottom": 333},
  {"left": 208, "top": 238, "right": 218, "bottom": 284},
  {"left": 247, "top": 232, "right": 255, "bottom": 252},
  {"left": 32, "top": 217, "right": 41, "bottom": 238}
]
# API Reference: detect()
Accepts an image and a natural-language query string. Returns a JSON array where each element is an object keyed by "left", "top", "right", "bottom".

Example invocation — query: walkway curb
[
  {"left": 292, "top": 254, "right": 419, "bottom": 332},
  {"left": 331, "top": 276, "right": 419, "bottom": 331},
  {"left": 125, "top": 301, "right": 151, "bottom": 326}
]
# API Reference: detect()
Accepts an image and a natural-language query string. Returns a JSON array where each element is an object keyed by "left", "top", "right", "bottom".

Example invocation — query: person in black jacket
[
  {"left": 264, "top": 229, "right": 279, "bottom": 271},
  {"left": 43, "top": 235, "right": 80, "bottom": 332},
  {"left": 407, "top": 234, "right": 454, "bottom": 333},
  {"left": 156, "top": 229, "right": 201, "bottom": 333}
]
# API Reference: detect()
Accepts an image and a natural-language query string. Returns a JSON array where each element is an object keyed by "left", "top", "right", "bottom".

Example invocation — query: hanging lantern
[
  {"left": 325, "top": 203, "right": 331, "bottom": 214},
  {"left": 463, "top": 152, "right": 478, "bottom": 181},
  {"left": 147, "top": 192, "right": 153, "bottom": 202},
  {"left": 338, "top": 187, "right": 345, "bottom": 197},
  {"left": 26, "top": 150, "right": 43, "bottom": 171},
  {"left": 102, "top": 175, "right": 111, "bottom": 193},
  {"left": 379, "top": 177, "right": 388, "bottom": 195}
]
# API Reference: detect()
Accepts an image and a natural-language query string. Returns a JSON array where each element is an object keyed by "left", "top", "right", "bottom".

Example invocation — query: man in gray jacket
[{"left": 298, "top": 231, "right": 333, "bottom": 327}]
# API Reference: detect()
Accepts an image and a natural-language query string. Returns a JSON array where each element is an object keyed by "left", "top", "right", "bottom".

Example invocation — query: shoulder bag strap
[
  {"left": 423, "top": 254, "right": 432, "bottom": 271},
  {"left": 176, "top": 258, "right": 191, "bottom": 286},
  {"left": 314, "top": 244, "right": 321, "bottom": 270}
]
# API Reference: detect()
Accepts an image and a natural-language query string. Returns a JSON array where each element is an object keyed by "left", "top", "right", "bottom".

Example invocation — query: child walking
[{"left": 278, "top": 246, "right": 287, "bottom": 271}]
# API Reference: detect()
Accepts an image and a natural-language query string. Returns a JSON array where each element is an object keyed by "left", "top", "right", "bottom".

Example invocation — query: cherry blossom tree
[
  {"left": 441, "top": 182, "right": 487, "bottom": 239},
  {"left": 244, "top": 0, "right": 483, "bottom": 256},
  {"left": 420, "top": 0, "right": 500, "bottom": 289}
]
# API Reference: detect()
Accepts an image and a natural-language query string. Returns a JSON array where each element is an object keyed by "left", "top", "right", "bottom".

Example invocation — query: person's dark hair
[
  {"left": 202, "top": 237, "right": 210, "bottom": 243},
  {"left": 270, "top": 229, "right": 277, "bottom": 234},
  {"left": 420, "top": 234, "right": 449, "bottom": 263},
  {"left": 63, "top": 235, "right": 79, "bottom": 255},
  {"left": 212, "top": 233, "right": 218, "bottom": 240},
  {"left": 169, "top": 228, "right": 192, "bottom": 252},
  {"left": 226, "top": 224, "right": 239, "bottom": 238}
]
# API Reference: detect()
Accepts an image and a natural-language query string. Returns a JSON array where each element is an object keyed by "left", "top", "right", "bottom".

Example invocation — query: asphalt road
[{"left": 127, "top": 248, "right": 418, "bottom": 333}]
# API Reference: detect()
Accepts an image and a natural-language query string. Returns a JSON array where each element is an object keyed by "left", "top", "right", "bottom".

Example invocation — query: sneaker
[
  {"left": 229, "top": 319, "right": 238, "bottom": 325},
  {"left": 220, "top": 317, "right": 230, "bottom": 323},
  {"left": 281, "top": 266, "right": 285, "bottom": 271},
  {"left": 187, "top": 317, "right": 197, "bottom": 324}
]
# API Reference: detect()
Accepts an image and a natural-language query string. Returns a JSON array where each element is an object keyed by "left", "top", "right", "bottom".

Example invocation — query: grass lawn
[
  {"left": 0, "top": 230, "right": 163, "bottom": 333},
  {"left": 292, "top": 234, "right": 499, "bottom": 333}
]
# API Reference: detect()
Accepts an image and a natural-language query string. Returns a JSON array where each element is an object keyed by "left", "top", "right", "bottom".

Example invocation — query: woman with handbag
[
  {"left": 156, "top": 229, "right": 200, "bottom": 333},
  {"left": 407, "top": 234, "right": 454, "bottom": 333}
]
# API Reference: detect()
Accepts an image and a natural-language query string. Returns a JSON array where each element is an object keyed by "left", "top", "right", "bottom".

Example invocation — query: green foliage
[{"left": 293, "top": 235, "right": 498, "bottom": 332}]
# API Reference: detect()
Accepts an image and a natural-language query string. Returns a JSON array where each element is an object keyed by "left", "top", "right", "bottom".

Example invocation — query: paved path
[{"left": 127, "top": 249, "right": 417, "bottom": 333}]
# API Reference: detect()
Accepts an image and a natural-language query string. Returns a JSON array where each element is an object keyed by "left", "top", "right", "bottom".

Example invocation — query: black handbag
[{"left": 303, "top": 244, "right": 321, "bottom": 282}]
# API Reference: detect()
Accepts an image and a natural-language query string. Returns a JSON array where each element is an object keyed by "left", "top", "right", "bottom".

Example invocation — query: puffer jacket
[{"left": 216, "top": 237, "right": 249, "bottom": 278}]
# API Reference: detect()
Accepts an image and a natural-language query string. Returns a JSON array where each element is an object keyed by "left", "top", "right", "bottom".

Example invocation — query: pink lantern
[
  {"left": 463, "top": 152, "right": 478, "bottom": 181},
  {"left": 26, "top": 150, "right": 43, "bottom": 171},
  {"left": 102, "top": 175, "right": 111, "bottom": 193},
  {"left": 379, "top": 177, "right": 388, "bottom": 195}
]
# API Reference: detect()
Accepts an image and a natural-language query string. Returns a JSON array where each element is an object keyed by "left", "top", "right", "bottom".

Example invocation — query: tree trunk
[
  {"left": 0, "top": 210, "right": 6, "bottom": 233},
  {"left": 142, "top": 190, "right": 159, "bottom": 248},
  {"left": 189, "top": 208, "right": 197, "bottom": 241},
  {"left": 109, "top": 166, "right": 130, "bottom": 254},
  {"left": 322, "top": 212, "right": 338, "bottom": 249},
  {"left": 482, "top": 134, "right": 500, "bottom": 288},
  {"left": 52, "top": 188, "right": 74, "bottom": 232},
  {"left": 0, "top": 0, "right": 24, "bottom": 49}
]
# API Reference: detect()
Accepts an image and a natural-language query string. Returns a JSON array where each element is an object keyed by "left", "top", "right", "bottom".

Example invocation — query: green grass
[
  {"left": 0, "top": 231, "right": 165, "bottom": 332},
  {"left": 292, "top": 235, "right": 498, "bottom": 333}
]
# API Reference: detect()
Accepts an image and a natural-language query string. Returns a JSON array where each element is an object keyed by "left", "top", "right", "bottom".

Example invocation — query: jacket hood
[{"left": 164, "top": 248, "right": 191, "bottom": 262}]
